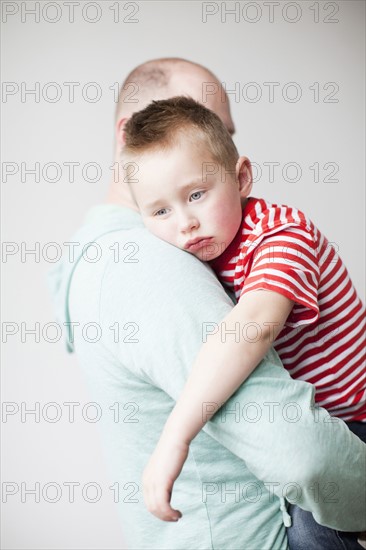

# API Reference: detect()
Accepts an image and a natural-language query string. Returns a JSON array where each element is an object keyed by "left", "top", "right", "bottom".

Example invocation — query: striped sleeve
[{"left": 240, "top": 226, "right": 320, "bottom": 328}]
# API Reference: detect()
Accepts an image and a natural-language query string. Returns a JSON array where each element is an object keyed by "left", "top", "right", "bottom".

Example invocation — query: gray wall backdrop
[{"left": 2, "top": 1, "right": 365, "bottom": 548}]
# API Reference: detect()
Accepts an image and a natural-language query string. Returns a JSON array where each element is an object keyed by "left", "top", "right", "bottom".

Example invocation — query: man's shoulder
[
  {"left": 70, "top": 204, "right": 216, "bottom": 293},
  {"left": 72, "top": 204, "right": 143, "bottom": 242}
]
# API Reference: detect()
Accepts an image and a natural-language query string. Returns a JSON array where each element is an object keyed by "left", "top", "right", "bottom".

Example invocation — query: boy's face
[{"left": 129, "top": 139, "right": 246, "bottom": 261}]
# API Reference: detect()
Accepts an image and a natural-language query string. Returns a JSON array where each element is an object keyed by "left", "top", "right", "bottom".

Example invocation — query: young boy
[{"left": 121, "top": 96, "right": 366, "bottom": 523}]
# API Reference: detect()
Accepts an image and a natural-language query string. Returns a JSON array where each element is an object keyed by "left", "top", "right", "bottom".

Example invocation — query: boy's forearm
[
  {"left": 161, "top": 327, "right": 271, "bottom": 444},
  {"left": 162, "top": 291, "right": 293, "bottom": 446}
]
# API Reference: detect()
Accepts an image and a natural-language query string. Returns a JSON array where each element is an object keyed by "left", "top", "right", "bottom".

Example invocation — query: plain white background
[{"left": 2, "top": 1, "right": 365, "bottom": 548}]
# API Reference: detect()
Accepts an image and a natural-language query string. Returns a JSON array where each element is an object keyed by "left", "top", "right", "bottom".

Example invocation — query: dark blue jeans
[{"left": 287, "top": 421, "right": 366, "bottom": 550}]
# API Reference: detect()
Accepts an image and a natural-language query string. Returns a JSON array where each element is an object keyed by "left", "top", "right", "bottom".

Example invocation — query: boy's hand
[{"left": 142, "top": 435, "right": 189, "bottom": 522}]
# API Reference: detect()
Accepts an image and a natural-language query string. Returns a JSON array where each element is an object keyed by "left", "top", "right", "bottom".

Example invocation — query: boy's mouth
[{"left": 184, "top": 237, "right": 213, "bottom": 252}]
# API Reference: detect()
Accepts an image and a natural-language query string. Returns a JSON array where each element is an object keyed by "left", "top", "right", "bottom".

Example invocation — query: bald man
[{"left": 49, "top": 58, "right": 366, "bottom": 549}]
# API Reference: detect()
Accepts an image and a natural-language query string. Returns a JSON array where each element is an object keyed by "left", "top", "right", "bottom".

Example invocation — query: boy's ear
[
  {"left": 116, "top": 117, "right": 129, "bottom": 147},
  {"left": 236, "top": 156, "right": 253, "bottom": 197}
]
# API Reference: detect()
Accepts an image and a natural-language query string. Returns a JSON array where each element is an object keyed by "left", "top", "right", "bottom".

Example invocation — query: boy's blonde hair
[{"left": 123, "top": 96, "right": 238, "bottom": 171}]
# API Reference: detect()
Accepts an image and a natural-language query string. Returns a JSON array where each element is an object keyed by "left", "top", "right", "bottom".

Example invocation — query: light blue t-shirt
[{"left": 48, "top": 204, "right": 366, "bottom": 549}]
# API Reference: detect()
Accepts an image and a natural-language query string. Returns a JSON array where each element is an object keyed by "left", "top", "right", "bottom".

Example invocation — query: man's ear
[
  {"left": 236, "top": 156, "right": 253, "bottom": 198},
  {"left": 116, "top": 117, "right": 129, "bottom": 147}
]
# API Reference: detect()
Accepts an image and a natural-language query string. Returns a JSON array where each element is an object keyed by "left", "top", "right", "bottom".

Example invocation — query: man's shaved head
[
  {"left": 120, "top": 60, "right": 170, "bottom": 99},
  {"left": 116, "top": 58, "right": 235, "bottom": 135}
]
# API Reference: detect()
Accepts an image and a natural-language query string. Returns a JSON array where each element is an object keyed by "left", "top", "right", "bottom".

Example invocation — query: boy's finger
[
  {"left": 144, "top": 484, "right": 182, "bottom": 521},
  {"left": 154, "top": 488, "right": 182, "bottom": 522},
  {"left": 157, "top": 506, "right": 182, "bottom": 522}
]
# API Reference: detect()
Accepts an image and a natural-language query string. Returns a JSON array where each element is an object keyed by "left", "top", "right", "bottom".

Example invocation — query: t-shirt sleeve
[{"left": 240, "top": 226, "right": 320, "bottom": 327}]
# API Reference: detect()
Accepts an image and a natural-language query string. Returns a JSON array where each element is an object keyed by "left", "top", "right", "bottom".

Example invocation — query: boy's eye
[
  {"left": 154, "top": 208, "right": 168, "bottom": 217},
  {"left": 190, "top": 191, "right": 205, "bottom": 201}
]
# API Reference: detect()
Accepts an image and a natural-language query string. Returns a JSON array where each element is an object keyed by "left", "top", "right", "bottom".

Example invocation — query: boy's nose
[{"left": 180, "top": 214, "right": 200, "bottom": 233}]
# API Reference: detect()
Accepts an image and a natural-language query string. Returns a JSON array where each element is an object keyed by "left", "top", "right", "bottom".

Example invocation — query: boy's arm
[
  {"left": 161, "top": 290, "right": 293, "bottom": 444},
  {"left": 142, "top": 290, "right": 293, "bottom": 520}
]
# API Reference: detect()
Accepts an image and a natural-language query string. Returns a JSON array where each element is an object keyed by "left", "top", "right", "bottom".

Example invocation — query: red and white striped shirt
[{"left": 210, "top": 198, "right": 366, "bottom": 421}]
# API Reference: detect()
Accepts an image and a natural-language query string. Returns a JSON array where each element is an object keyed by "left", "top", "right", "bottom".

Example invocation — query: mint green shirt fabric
[{"left": 48, "top": 204, "right": 366, "bottom": 550}]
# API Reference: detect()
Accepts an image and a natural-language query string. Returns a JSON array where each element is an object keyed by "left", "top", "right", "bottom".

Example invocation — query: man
[{"left": 49, "top": 58, "right": 366, "bottom": 549}]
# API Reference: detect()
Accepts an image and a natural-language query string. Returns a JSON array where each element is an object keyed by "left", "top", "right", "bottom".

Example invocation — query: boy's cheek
[
  {"left": 211, "top": 204, "right": 242, "bottom": 246},
  {"left": 211, "top": 203, "right": 239, "bottom": 230}
]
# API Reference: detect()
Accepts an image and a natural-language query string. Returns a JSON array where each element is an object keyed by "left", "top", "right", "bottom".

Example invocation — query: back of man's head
[{"left": 115, "top": 58, "right": 235, "bottom": 136}]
